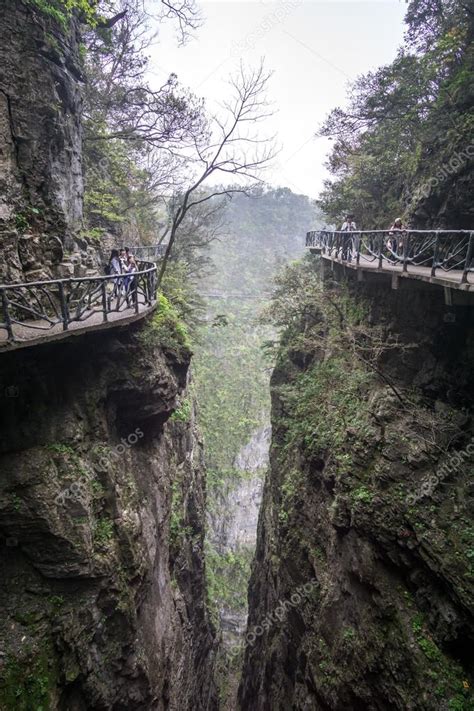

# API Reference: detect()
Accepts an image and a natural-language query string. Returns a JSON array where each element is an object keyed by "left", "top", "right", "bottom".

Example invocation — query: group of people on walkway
[
  {"left": 107, "top": 248, "right": 139, "bottom": 300},
  {"left": 339, "top": 213, "right": 407, "bottom": 259}
]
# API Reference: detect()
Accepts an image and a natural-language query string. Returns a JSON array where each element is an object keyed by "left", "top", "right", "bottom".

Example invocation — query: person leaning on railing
[{"left": 387, "top": 218, "right": 406, "bottom": 254}]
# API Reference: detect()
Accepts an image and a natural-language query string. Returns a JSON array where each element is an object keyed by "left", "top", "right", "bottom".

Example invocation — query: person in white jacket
[
  {"left": 340, "top": 215, "right": 357, "bottom": 232},
  {"left": 340, "top": 214, "right": 357, "bottom": 260}
]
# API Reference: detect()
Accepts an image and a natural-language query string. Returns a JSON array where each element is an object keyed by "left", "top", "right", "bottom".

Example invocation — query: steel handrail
[
  {"left": 306, "top": 230, "right": 474, "bottom": 285},
  {"left": 0, "top": 262, "right": 156, "bottom": 290},
  {"left": 0, "top": 258, "right": 159, "bottom": 344}
]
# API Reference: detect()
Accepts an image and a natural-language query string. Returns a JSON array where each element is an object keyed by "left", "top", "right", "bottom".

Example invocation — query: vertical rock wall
[
  {"left": 0, "top": 323, "right": 218, "bottom": 710},
  {"left": 0, "top": 0, "right": 84, "bottom": 283},
  {"left": 239, "top": 265, "right": 474, "bottom": 710}
]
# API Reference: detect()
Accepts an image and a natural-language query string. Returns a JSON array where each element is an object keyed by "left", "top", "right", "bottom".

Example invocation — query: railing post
[
  {"left": 101, "top": 281, "right": 108, "bottom": 322},
  {"left": 134, "top": 276, "right": 139, "bottom": 313},
  {"left": 431, "top": 234, "right": 439, "bottom": 277},
  {"left": 462, "top": 233, "right": 474, "bottom": 284},
  {"left": 403, "top": 233, "right": 409, "bottom": 272},
  {"left": 378, "top": 233, "right": 383, "bottom": 269},
  {"left": 148, "top": 272, "right": 153, "bottom": 304},
  {"left": 1, "top": 288, "right": 14, "bottom": 342},
  {"left": 355, "top": 232, "right": 361, "bottom": 265},
  {"left": 58, "top": 281, "right": 69, "bottom": 331},
  {"left": 148, "top": 273, "right": 152, "bottom": 304}
]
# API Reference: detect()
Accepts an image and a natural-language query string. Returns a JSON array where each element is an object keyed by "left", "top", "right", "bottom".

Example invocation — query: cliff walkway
[
  {"left": 306, "top": 230, "right": 474, "bottom": 292},
  {"left": 0, "top": 255, "right": 159, "bottom": 351}
]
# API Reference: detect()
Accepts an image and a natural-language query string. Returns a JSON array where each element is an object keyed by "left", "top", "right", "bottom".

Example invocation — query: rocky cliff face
[
  {"left": 0, "top": 0, "right": 84, "bottom": 283},
  {"left": 0, "top": 321, "right": 217, "bottom": 710},
  {"left": 238, "top": 261, "right": 474, "bottom": 710}
]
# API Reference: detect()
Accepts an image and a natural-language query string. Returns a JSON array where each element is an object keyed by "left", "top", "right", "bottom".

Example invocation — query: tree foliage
[{"left": 318, "top": 0, "right": 474, "bottom": 228}]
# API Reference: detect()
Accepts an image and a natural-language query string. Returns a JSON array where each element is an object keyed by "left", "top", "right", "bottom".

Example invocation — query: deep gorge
[{"left": 0, "top": 1, "right": 473, "bottom": 710}]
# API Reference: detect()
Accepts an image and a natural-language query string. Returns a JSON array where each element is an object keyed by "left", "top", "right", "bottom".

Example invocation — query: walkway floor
[
  {"left": 311, "top": 251, "right": 474, "bottom": 291},
  {"left": 0, "top": 302, "right": 156, "bottom": 352}
]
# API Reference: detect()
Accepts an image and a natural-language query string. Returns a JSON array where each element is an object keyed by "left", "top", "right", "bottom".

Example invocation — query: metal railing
[
  {"left": 0, "top": 259, "right": 158, "bottom": 344},
  {"left": 306, "top": 230, "right": 474, "bottom": 284},
  {"left": 131, "top": 244, "right": 168, "bottom": 260}
]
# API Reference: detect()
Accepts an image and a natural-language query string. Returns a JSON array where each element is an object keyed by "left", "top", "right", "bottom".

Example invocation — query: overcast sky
[{"left": 149, "top": 1, "right": 407, "bottom": 199}]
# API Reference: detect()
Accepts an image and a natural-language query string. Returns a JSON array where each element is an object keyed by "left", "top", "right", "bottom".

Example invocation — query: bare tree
[
  {"left": 82, "top": 0, "right": 206, "bottom": 236},
  {"left": 157, "top": 61, "right": 277, "bottom": 286},
  {"left": 84, "top": 1, "right": 205, "bottom": 148}
]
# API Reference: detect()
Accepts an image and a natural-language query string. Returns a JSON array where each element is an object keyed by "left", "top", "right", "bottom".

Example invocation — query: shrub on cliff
[{"left": 139, "top": 294, "right": 191, "bottom": 355}]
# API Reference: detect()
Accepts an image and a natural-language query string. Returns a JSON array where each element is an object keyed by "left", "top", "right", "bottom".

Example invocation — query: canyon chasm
[{"left": 0, "top": 2, "right": 473, "bottom": 711}]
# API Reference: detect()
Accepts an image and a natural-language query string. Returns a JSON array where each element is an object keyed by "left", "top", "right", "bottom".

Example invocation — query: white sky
[{"left": 149, "top": 1, "right": 407, "bottom": 199}]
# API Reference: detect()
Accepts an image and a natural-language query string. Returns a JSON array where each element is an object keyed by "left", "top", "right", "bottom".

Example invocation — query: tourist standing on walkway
[
  {"left": 119, "top": 249, "right": 127, "bottom": 272},
  {"left": 340, "top": 214, "right": 357, "bottom": 260},
  {"left": 125, "top": 254, "right": 138, "bottom": 306},
  {"left": 109, "top": 250, "right": 121, "bottom": 276},
  {"left": 341, "top": 215, "right": 357, "bottom": 232},
  {"left": 387, "top": 218, "right": 405, "bottom": 253},
  {"left": 109, "top": 249, "right": 122, "bottom": 298}
]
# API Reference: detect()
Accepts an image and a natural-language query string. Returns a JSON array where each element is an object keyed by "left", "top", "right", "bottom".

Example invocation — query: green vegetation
[
  {"left": 194, "top": 308, "right": 270, "bottom": 485},
  {"left": 139, "top": 295, "right": 191, "bottom": 355},
  {"left": 46, "top": 442, "right": 75, "bottom": 455},
  {"left": 94, "top": 516, "right": 114, "bottom": 545},
  {"left": 91, "top": 478, "right": 105, "bottom": 496},
  {"left": 318, "top": 2, "right": 473, "bottom": 227},
  {"left": 80, "top": 226, "right": 106, "bottom": 242},
  {"left": 277, "top": 356, "right": 371, "bottom": 468},
  {"left": 265, "top": 258, "right": 375, "bottom": 478},
  {"left": 170, "top": 398, "right": 192, "bottom": 423},
  {"left": 48, "top": 595, "right": 65, "bottom": 610},
  {"left": 341, "top": 626, "right": 356, "bottom": 641},
  {"left": 351, "top": 486, "right": 373, "bottom": 504},
  {"left": 418, "top": 636, "right": 442, "bottom": 663},
  {"left": 11, "top": 493, "right": 21, "bottom": 511},
  {"left": 205, "top": 546, "right": 254, "bottom": 624},
  {"left": 195, "top": 187, "right": 323, "bottom": 491},
  {"left": 278, "top": 467, "right": 301, "bottom": 526},
  {"left": 27, "top": 0, "right": 98, "bottom": 29},
  {"left": 14, "top": 213, "right": 30, "bottom": 232},
  {"left": 0, "top": 647, "right": 56, "bottom": 710}
]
